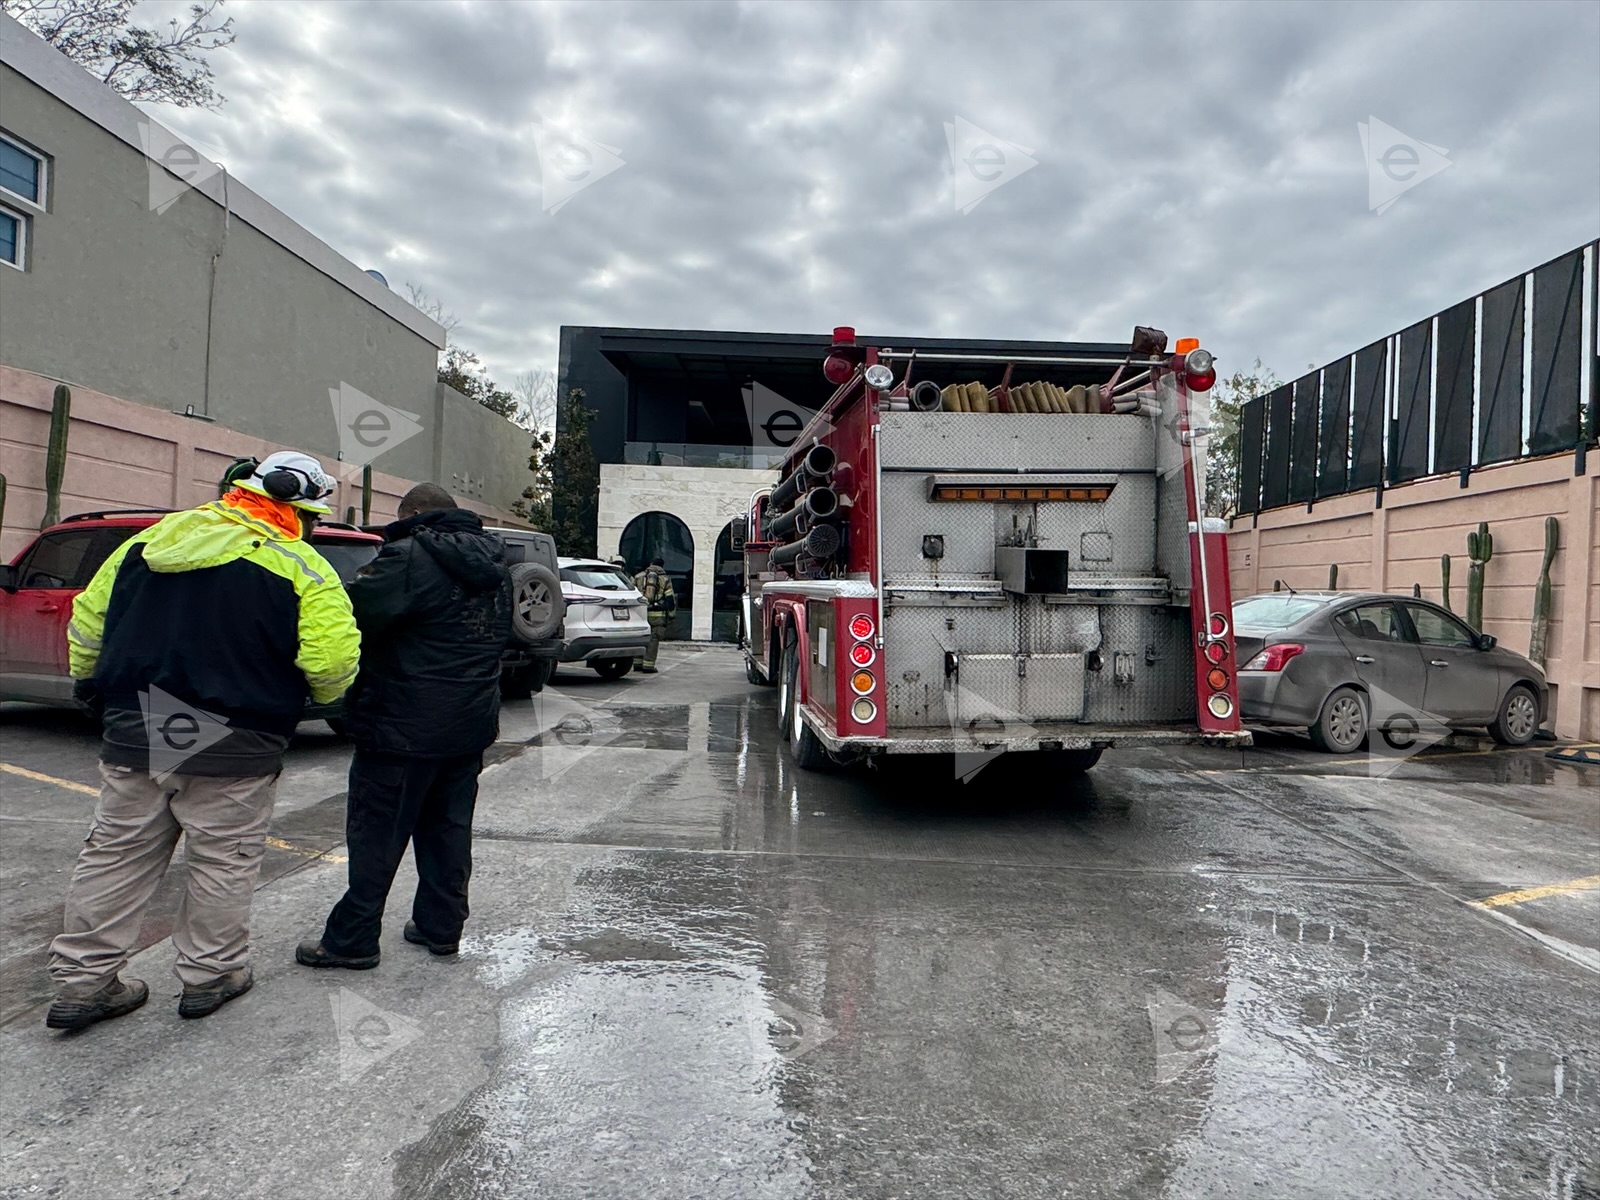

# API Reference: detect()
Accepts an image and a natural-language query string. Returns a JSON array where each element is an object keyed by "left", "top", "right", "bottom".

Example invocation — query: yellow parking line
[
  {"left": 2, "top": 762, "right": 345, "bottom": 864},
  {"left": 265, "top": 836, "right": 347, "bottom": 865},
  {"left": 1474, "top": 875, "right": 1600, "bottom": 909},
  {"left": 0, "top": 762, "right": 99, "bottom": 796}
]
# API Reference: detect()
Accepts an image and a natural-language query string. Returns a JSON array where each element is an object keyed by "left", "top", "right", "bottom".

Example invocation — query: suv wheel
[
  {"left": 592, "top": 659, "right": 632, "bottom": 681},
  {"left": 509, "top": 563, "right": 564, "bottom": 643}
]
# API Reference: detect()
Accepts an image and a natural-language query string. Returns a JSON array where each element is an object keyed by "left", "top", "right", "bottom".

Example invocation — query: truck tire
[
  {"left": 1058, "top": 748, "right": 1102, "bottom": 774},
  {"left": 745, "top": 658, "right": 767, "bottom": 686},
  {"left": 781, "top": 641, "right": 831, "bottom": 771},
  {"left": 1310, "top": 685, "right": 1367, "bottom": 754},
  {"left": 1487, "top": 684, "right": 1538, "bottom": 746},
  {"left": 509, "top": 562, "right": 564, "bottom": 643}
]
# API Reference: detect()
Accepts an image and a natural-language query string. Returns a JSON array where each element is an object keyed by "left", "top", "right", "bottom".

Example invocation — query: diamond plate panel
[
  {"left": 1081, "top": 604, "right": 1195, "bottom": 724},
  {"left": 957, "top": 653, "right": 1085, "bottom": 723},
  {"left": 878, "top": 412, "right": 1154, "bottom": 470}
]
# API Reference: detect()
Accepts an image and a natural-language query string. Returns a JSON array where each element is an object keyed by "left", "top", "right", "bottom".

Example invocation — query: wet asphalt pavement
[{"left": 1, "top": 645, "right": 1597, "bottom": 1199}]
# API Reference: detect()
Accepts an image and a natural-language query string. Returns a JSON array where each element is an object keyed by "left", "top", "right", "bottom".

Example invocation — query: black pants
[{"left": 320, "top": 748, "right": 482, "bottom": 957}]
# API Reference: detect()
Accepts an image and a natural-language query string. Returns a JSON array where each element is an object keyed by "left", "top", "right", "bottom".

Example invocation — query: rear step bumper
[{"left": 806, "top": 712, "right": 1252, "bottom": 755}]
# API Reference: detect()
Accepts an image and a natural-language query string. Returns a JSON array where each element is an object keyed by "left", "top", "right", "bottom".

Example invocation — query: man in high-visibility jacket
[
  {"left": 46, "top": 451, "right": 360, "bottom": 1030},
  {"left": 633, "top": 556, "right": 675, "bottom": 674}
]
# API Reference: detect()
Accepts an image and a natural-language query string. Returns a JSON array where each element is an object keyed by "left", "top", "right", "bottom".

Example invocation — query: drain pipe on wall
[{"left": 197, "top": 166, "right": 231, "bottom": 421}]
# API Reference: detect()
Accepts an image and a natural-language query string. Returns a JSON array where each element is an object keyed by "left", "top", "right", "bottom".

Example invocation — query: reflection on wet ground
[{"left": 2, "top": 647, "right": 1596, "bottom": 1199}]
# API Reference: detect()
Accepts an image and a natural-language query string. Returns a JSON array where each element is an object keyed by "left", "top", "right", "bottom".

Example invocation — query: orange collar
[{"left": 221, "top": 488, "right": 303, "bottom": 540}]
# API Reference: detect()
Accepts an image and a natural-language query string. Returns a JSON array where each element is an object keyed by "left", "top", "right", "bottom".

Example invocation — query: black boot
[
  {"left": 403, "top": 921, "right": 459, "bottom": 957},
  {"left": 295, "top": 940, "right": 380, "bottom": 970}
]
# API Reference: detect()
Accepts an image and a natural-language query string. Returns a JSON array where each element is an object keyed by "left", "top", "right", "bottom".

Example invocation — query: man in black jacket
[{"left": 297, "top": 483, "right": 512, "bottom": 968}]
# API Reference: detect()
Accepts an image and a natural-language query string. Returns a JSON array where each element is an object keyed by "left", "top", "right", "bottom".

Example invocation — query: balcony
[{"left": 623, "top": 442, "right": 786, "bottom": 470}]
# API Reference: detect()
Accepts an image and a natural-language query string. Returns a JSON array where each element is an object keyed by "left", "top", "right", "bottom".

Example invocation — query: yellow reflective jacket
[{"left": 69, "top": 499, "right": 361, "bottom": 713}]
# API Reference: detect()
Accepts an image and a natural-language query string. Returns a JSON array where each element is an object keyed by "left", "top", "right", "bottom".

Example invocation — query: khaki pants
[
  {"left": 49, "top": 763, "right": 278, "bottom": 994},
  {"left": 636, "top": 612, "right": 668, "bottom": 668}
]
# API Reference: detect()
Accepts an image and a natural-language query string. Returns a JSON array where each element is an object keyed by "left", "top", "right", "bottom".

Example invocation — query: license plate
[{"left": 612, "top": 607, "right": 630, "bottom": 621}]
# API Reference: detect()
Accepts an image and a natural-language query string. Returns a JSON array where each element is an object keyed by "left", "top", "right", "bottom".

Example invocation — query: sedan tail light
[{"left": 1242, "top": 643, "right": 1305, "bottom": 672}]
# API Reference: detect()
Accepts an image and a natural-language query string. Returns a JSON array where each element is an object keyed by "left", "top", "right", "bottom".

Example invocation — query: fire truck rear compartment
[{"left": 876, "top": 411, "right": 1198, "bottom": 733}]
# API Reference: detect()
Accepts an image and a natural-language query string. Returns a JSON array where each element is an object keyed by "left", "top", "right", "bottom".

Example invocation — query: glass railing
[{"left": 623, "top": 442, "right": 786, "bottom": 469}]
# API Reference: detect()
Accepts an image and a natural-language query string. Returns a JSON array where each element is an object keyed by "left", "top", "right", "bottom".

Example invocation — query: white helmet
[{"left": 235, "top": 450, "right": 335, "bottom": 514}]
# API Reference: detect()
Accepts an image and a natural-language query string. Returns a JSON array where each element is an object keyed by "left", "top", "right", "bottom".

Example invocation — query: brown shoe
[
  {"left": 46, "top": 976, "right": 149, "bottom": 1031},
  {"left": 178, "top": 967, "right": 254, "bottom": 1019}
]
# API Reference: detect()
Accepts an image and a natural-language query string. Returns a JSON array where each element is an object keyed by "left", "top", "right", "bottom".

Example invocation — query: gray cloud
[{"left": 150, "top": 0, "right": 1600, "bottom": 387}]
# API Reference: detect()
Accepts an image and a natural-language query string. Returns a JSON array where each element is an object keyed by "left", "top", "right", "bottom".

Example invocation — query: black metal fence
[{"left": 1236, "top": 240, "right": 1598, "bottom": 516}]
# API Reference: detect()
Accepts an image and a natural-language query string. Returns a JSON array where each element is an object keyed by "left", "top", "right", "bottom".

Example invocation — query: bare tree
[
  {"left": 5, "top": 0, "right": 235, "bottom": 109},
  {"left": 513, "top": 369, "right": 557, "bottom": 436},
  {"left": 404, "top": 283, "right": 462, "bottom": 341}
]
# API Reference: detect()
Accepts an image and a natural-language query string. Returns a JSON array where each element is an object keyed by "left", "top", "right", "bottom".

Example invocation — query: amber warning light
[{"left": 931, "top": 484, "right": 1115, "bottom": 503}]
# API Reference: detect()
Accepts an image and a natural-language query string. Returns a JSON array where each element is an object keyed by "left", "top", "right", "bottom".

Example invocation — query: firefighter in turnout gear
[{"left": 633, "top": 557, "right": 675, "bottom": 673}]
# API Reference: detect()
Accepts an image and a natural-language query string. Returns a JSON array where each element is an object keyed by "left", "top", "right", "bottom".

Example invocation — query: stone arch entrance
[
  {"left": 619, "top": 511, "right": 694, "bottom": 640},
  {"left": 711, "top": 519, "right": 746, "bottom": 643}
]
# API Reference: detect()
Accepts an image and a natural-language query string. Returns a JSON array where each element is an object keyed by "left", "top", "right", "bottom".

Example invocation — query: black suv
[{"left": 486, "top": 527, "right": 565, "bottom": 698}]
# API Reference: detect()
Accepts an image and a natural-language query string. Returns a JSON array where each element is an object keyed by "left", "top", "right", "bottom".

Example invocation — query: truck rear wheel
[{"left": 782, "top": 642, "right": 831, "bottom": 771}]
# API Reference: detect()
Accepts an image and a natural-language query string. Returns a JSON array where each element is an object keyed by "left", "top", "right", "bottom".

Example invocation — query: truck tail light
[
  {"left": 1204, "top": 641, "right": 1228, "bottom": 664},
  {"left": 849, "top": 614, "right": 875, "bottom": 641},
  {"left": 849, "top": 642, "right": 875, "bottom": 667},
  {"left": 850, "top": 670, "right": 876, "bottom": 695},
  {"left": 851, "top": 698, "right": 877, "bottom": 723},
  {"left": 1209, "top": 612, "right": 1229, "bottom": 637},
  {"left": 1242, "top": 643, "right": 1304, "bottom": 672},
  {"left": 1206, "top": 667, "right": 1230, "bottom": 691},
  {"left": 1207, "top": 694, "right": 1234, "bottom": 719}
]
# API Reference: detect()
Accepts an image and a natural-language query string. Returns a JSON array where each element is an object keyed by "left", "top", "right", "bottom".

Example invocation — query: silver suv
[
  {"left": 556, "top": 558, "right": 651, "bottom": 680},
  {"left": 485, "top": 527, "right": 566, "bottom": 698}
]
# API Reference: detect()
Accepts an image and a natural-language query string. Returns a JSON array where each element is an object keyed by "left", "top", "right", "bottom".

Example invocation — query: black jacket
[{"left": 341, "top": 509, "right": 513, "bottom": 757}]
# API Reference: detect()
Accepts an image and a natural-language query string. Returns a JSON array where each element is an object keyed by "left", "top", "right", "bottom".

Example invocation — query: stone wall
[
  {"left": 596, "top": 463, "right": 776, "bottom": 641},
  {"left": 1227, "top": 451, "right": 1599, "bottom": 739}
]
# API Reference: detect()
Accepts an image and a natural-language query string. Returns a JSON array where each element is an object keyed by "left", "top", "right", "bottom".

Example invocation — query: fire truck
[{"left": 739, "top": 326, "right": 1250, "bottom": 774}]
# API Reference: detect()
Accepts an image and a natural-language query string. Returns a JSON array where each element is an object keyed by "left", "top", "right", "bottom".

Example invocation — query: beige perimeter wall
[
  {"left": 1227, "top": 452, "right": 1599, "bottom": 740},
  {"left": 1, "top": 366, "right": 528, "bottom": 563}
]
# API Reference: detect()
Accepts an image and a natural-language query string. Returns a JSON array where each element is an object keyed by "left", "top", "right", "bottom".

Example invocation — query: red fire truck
[{"left": 740, "top": 326, "right": 1249, "bottom": 774}]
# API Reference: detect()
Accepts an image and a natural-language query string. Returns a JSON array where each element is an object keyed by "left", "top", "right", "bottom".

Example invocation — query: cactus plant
[
  {"left": 40, "top": 384, "right": 70, "bottom": 529},
  {"left": 0, "top": 472, "right": 7, "bottom": 533},
  {"left": 361, "top": 464, "right": 373, "bottom": 526},
  {"left": 1328, "top": 563, "right": 1339, "bottom": 590},
  {"left": 1465, "top": 520, "right": 1493, "bottom": 630},
  {"left": 1412, "top": 583, "right": 1422, "bottom": 599},
  {"left": 1440, "top": 554, "right": 1452, "bottom": 612},
  {"left": 1529, "top": 516, "right": 1559, "bottom": 667}
]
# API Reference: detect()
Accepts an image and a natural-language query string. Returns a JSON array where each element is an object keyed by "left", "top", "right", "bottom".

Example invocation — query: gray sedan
[{"left": 1233, "top": 591, "right": 1547, "bottom": 753}]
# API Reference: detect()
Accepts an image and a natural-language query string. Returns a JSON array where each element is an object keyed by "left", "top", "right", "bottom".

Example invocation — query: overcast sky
[{"left": 147, "top": 0, "right": 1600, "bottom": 390}]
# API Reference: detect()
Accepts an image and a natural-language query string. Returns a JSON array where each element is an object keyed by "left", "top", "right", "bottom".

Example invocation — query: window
[
  {"left": 561, "top": 565, "right": 627, "bottom": 591},
  {"left": 1333, "top": 602, "right": 1410, "bottom": 643},
  {"left": 15, "top": 531, "right": 100, "bottom": 589},
  {"left": 0, "top": 206, "right": 19, "bottom": 269},
  {"left": 0, "top": 133, "right": 44, "bottom": 207},
  {"left": 1233, "top": 595, "right": 1327, "bottom": 630},
  {"left": 1404, "top": 603, "right": 1476, "bottom": 648}
]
